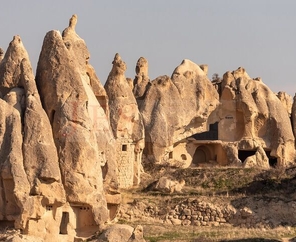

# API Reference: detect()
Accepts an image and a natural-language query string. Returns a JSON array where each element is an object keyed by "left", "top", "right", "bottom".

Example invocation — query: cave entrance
[
  {"left": 238, "top": 150, "right": 256, "bottom": 163},
  {"left": 107, "top": 203, "right": 119, "bottom": 221},
  {"left": 192, "top": 146, "right": 211, "bottom": 166},
  {"left": 59, "top": 212, "right": 69, "bottom": 234},
  {"left": 193, "top": 149, "right": 206, "bottom": 164},
  {"left": 264, "top": 150, "right": 278, "bottom": 167}
]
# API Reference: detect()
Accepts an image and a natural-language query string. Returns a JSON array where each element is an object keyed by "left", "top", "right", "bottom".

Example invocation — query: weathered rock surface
[
  {"left": 105, "top": 54, "right": 145, "bottom": 188},
  {"left": 291, "top": 94, "right": 296, "bottom": 144},
  {"left": 243, "top": 146, "right": 270, "bottom": 169},
  {"left": 277, "top": 91, "right": 292, "bottom": 116},
  {"left": 105, "top": 54, "right": 144, "bottom": 143},
  {"left": 133, "top": 57, "right": 150, "bottom": 101},
  {"left": 141, "top": 59, "right": 219, "bottom": 163},
  {"left": 0, "top": 35, "right": 65, "bottom": 233},
  {"left": 155, "top": 176, "right": 185, "bottom": 193},
  {"left": 0, "top": 48, "right": 4, "bottom": 63},
  {"left": 219, "top": 67, "right": 295, "bottom": 167},
  {"left": 96, "top": 224, "right": 146, "bottom": 242},
  {"left": 36, "top": 15, "right": 110, "bottom": 225}
]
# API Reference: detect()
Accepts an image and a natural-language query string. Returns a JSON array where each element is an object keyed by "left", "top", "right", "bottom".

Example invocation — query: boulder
[
  {"left": 243, "top": 146, "right": 270, "bottom": 169},
  {"left": 128, "top": 225, "right": 146, "bottom": 242},
  {"left": 36, "top": 15, "right": 111, "bottom": 225},
  {"left": 97, "top": 224, "right": 134, "bottom": 242},
  {"left": 154, "top": 176, "right": 185, "bottom": 193},
  {"left": 97, "top": 224, "right": 146, "bottom": 242}
]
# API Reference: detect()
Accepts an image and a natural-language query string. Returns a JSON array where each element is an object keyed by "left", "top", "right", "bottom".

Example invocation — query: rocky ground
[
  {"left": 115, "top": 165, "right": 296, "bottom": 242},
  {"left": 1, "top": 166, "right": 296, "bottom": 241}
]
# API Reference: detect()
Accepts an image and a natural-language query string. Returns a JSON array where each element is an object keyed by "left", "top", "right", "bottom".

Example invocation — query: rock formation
[
  {"left": 277, "top": 91, "right": 292, "bottom": 116},
  {"left": 140, "top": 59, "right": 220, "bottom": 163},
  {"left": 0, "top": 35, "right": 65, "bottom": 239},
  {"left": 218, "top": 67, "right": 295, "bottom": 167},
  {"left": 1, "top": 13, "right": 296, "bottom": 242},
  {"left": 97, "top": 224, "right": 146, "bottom": 242},
  {"left": 154, "top": 177, "right": 185, "bottom": 193},
  {"left": 105, "top": 53, "right": 145, "bottom": 188},
  {"left": 0, "top": 48, "right": 4, "bottom": 63},
  {"left": 292, "top": 94, "right": 296, "bottom": 144},
  {"left": 243, "top": 146, "right": 270, "bottom": 169},
  {"left": 36, "top": 15, "right": 115, "bottom": 235},
  {"left": 133, "top": 57, "right": 150, "bottom": 102}
]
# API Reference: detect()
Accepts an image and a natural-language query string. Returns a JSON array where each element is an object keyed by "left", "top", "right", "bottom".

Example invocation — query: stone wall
[
  {"left": 117, "top": 142, "right": 135, "bottom": 188},
  {"left": 118, "top": 197, "right": 295, "bottom": 229}
]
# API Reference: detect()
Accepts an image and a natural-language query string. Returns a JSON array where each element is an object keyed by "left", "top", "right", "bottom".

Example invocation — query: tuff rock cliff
[
  {"left": 0, "top": 35, "right": 65, "bottom": 238},
  {"left": 0, "top": 14, "right": 296, "bottom": 242},
  {"left": 140, "top": 59, "right": 220, "bottom": 163}
]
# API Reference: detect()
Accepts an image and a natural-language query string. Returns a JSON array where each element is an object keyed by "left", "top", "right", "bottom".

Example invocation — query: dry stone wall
[{"left": 119, "top": 197, "right": 296, "bottom": 229}]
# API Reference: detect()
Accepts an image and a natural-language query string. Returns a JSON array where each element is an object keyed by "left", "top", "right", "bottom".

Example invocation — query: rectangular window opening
[{"left": 122, "top": 144, "right": 128, "bottom": 151}]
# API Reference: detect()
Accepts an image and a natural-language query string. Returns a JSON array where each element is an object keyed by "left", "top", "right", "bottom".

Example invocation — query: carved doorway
[{"left": 192, "top": 146, "right": 209, "bottom": 166}]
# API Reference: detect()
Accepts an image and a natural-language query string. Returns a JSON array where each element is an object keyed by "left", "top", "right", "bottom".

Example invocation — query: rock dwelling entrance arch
[{"left": 192, "top": 145, "right": 212, "bottom": 166}]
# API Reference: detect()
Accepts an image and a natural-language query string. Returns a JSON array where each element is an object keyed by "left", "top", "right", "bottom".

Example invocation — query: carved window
[
  {"left": 181, "top": 154, "right": 187, "bottom": 160},
  {"left": 122, "top": 144, "right": 128, "bottom": 151}
]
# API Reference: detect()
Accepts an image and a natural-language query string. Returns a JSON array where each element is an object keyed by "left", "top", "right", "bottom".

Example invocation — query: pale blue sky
[{"left": 0, "top": 1, "right": 295, "bottom": 95}]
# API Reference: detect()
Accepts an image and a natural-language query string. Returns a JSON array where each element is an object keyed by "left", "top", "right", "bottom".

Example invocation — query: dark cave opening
[{"left": 238, "top": 150, "right": 256, "bottom": 163}]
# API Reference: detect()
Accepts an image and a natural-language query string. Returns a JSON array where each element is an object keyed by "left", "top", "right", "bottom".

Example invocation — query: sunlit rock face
[
  {"left": 218, "top": 67, "right": 295, "bottom": 167},
  {"left": 36, "top": 15, "right": 112, "bottom": 227},
  {"left": 105, "top": 53, "right": 145, "bottom": 188},
  {"left": 133, "top": 56, "right": 150, "bottom": 102},
  {"left": 140, "top": 59, "right": 220, "bottom": 163},
  {"left": 277, "top": 91, "right": 292, "bottom": 117},
  {"left": 0, "top": 35, "right": 66, "bottom": 235}
]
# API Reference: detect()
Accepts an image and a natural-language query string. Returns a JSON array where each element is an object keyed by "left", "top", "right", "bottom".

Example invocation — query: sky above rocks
[{"left": 0, "top": 0, "right": 295, "bottom": 95}]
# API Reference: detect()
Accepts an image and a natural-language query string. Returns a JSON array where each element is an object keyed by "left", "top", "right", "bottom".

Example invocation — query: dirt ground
[{"left": 117, "top": 165, "right": 296, "bottom": 242}]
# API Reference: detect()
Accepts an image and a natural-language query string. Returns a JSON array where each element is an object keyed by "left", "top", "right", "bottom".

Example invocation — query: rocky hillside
[{"left": 117, "top": 166, "right": 296, "bottom": 241}]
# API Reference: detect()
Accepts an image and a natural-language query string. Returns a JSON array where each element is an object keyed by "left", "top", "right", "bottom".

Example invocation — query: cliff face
[
  {"left": 218, "top": 67, "right": 295, "bottom": 167},
  {"left": 140, "top": 59, "right": 220, "bottom": 163},
  {"left": 104, "top": 54, "right": 145, "bottom": 188},
  {"left": 0, "top": 15, "right": 119, "bottom": 241},
  {"left": 0, "top": 36, "right": 65, "bottom": 232},
  {"left": 36, "top": 15, "right": 113, "bottom": 225}
]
